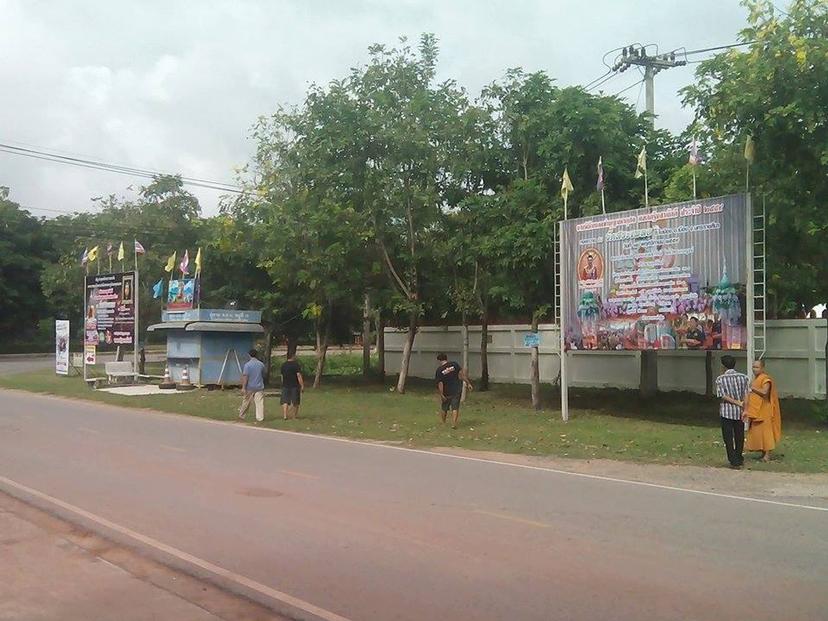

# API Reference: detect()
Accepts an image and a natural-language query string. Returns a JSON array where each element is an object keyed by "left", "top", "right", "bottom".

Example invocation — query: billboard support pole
[
  {"left": 83, "top": 275, "right": 88, "bottom": 384},
  {"left": 746, "top": 193, "right": 755, "bottom": 372},
  {"left": 134, "top": 269, "right": 140, "bottom": 383},
  {"left": 559, "top": 221, "right": 570, "bottom": 423}
]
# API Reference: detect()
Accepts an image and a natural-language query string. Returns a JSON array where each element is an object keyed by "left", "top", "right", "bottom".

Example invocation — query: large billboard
[
  {"left": 561, "top": 194, "right": 748, "bottom": 351},
  {"left": 84, "top": 271, "right": 136, "bottom": 350}
]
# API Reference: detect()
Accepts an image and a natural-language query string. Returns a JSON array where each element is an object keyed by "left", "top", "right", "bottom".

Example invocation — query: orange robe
[{"left": 745, "top": 373, "right": 782, "bottom": 452}]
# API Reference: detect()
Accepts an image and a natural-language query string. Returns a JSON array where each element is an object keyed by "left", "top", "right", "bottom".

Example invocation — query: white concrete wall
[{"left": 384, "top": 320, "right": 827, "bottom": 399}]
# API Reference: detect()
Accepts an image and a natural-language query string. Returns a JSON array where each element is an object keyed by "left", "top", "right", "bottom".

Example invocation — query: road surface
[{"left": 0, "top": 390, "right": 826, "bottom": 620}]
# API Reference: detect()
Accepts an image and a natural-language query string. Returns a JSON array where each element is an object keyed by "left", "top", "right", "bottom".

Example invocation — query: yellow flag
[
  {"left": 560, "top": 168, "right": 574, "bottom": 201},
  {"left": 164, "top": 251, "right": 176, "bottom": 273},
  {"left": 194, "top": 247, "right": 202, "bottom": 275},
  {"left": 117, "top": 241, "right": 125, "bottom": 262},
  {"left": 744, "top": 135, "right": 755, "bottom": 164},
  {"left": 87, "top": 246, "right": 99, "bottom": 262},
  {"left": 634, "top": 146, "right": 647, "bottom": 179}
]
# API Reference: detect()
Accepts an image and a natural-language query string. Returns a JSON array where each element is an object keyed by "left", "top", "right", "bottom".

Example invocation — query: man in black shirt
[
  {"left": 280, "top": 349, "right": 304, "bottom": 420},
  {"left": 684, "top": 317, "right": 706, "bottom": 349},
  {"left": 435, "top": 352, "right": 472, "bottom": 429}
]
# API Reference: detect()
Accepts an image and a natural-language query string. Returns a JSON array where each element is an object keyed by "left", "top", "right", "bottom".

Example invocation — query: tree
[
  {"left": 681, "top": 0, "right": 828, "bottom": 313},
  {"left": 0, "top": 188, "right": 55, "bottom": 343},
  {"left": 348, "top": 34, "right": 470, "bottom": 393}
]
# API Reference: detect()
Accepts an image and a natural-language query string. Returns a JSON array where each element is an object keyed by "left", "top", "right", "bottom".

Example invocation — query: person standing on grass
[
  {"left": 435, "top": 353, "right": 472, "bottom": 430},
  {"left": 239, "top": 350, "right": 266, "bottom": 423},
  {"left": 714, "top": 355, "right": 750, "bottom": 469},
  {"left": 743, "top": 359, "right": 782, "bottom": 462},
  {"left": 280, "top": 349, "right": 304, "bottom": 420}
]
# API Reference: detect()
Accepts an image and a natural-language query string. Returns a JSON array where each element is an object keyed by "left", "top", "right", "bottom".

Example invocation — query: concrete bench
[{"left": 105, "top": 361, "right": 134, "bottom": 384}]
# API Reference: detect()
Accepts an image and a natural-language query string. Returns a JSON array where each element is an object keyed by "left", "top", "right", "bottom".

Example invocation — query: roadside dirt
[{"left": 431, "top": 446, "right": 828, "bottom": 508}]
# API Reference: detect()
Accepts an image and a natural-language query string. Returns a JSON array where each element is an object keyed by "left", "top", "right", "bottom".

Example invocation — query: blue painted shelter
[{"left": 147, "top": 309, "right": 264, "bottom": 386}]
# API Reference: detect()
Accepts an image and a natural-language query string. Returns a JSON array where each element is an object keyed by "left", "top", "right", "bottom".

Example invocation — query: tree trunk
[
  {"left": 263, "top": 328, "right": 275, "bottom": 385},
  {"left": 362, "top": 292, "right": 371, "bottom": 377},
  {"left": 376, "top": 311, "right": 385, "bottom": 379},
  {"left": 480, "top": 304, "right": 490, "bottom": 392},
  {"left": 704, "top": 350, "right": 713, "bottom": 398},
  {"left": 396, "top": 312, "right": 417, "bottom": 394},
  {"left": 461, "top": 312, "right": 470, "bottom": 402},
  {"left": 313, "top": 311, "right": 332, "bottom": 389},
  {"left": 530, "top": 314, "right": 541, "bottom": 410}
]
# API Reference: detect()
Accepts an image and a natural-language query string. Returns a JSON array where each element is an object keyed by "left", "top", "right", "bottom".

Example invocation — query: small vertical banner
[
  {"left": 55, "top": 319, "right": 70, "bottom": 375},
  {"left": 84, "top": 344, "right": 97, "bottom": 365}
]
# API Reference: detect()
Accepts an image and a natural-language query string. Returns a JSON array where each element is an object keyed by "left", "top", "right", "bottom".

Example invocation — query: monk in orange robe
[{"left": 742, "top": 359, "right": 782, "bottom": 461}]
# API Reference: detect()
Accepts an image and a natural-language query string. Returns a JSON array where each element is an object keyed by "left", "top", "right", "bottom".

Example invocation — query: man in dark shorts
[
  {"left": 280, "top": 349, "right": 304, "bottom": 420},
  {"left": 435, "top": 353, "right": 472, "bottom": 429}
]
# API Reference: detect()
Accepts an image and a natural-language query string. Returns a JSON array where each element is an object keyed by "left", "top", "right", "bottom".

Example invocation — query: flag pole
[
  {"left": 600, "top": 188, "right": 606, "bottom": 214},
  {"left": 644, "top": 166, "right": 649, "bottom": 208},
  {"left": 692, "top": 168, "right": 697, "bottom": 199},
  {"left": 745, "top": 163, "right": 750, "bottom": 194},
  {"left": 134, "top": 240, "right": 138, "bottom": 273},
  {"left": 563, "top": 194, "right": 568, "bottom": 221}
]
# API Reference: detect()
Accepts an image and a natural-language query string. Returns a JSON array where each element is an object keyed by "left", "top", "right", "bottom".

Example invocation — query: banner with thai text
[{"left": 561, "top": 194, "right": 748, "bottom": 351}]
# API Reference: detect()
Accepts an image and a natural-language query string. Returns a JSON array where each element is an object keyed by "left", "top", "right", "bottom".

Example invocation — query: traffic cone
[
  {"left": 159, "top": 366, "right": 176, "bottom": 390},
  {"left": 177, "top": 365, "right": 195, "bottom": 391}
]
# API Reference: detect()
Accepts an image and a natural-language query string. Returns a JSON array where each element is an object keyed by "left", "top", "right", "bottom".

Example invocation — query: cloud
[{"left": 0, "top": 0, "right": 747, "bottom": 218}]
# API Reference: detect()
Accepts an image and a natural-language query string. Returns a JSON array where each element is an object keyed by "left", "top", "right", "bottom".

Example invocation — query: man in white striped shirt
[{"left": 715, "top": 355, "right": 750, "bottom": 468}]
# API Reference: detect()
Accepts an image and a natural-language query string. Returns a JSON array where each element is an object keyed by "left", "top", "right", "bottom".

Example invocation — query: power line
[
  {"left": 0, "top": 142, "right": 246, "bottom": 194},
  {"left": 682, "top": 41, "right": 755, "bottom": 55},
  {"left": 611, "top": 79, "right": 645, "bottom": 98}
]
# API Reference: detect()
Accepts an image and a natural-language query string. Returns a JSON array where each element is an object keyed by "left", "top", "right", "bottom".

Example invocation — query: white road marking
[
  {"left": 77, "top": 427, "right": 100, "bottom": 435},
  {"left": 0, "top": 474, "right": 352, "bottom": 621},
  {"left": 159, "top": 444, "right": 186, "bottom": 453},
  {"left": 473, "top": 509, "right": 552, "bottom": 529},
  {"left": 6, "top": 389, "right": 828, "bottom": 514},
  {"left": 279, "top": 469, "right": 319, "bottom": 480},
  {"left": 225, "top": 423, "right": 828, "bottom": 513}
]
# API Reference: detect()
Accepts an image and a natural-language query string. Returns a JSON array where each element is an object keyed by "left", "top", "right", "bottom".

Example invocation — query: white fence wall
[{"left": 384, "top": 320, "right": 827, "bottom": 399}]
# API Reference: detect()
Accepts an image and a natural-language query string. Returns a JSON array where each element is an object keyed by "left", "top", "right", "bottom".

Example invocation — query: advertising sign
[
  {"left": 167, "top": 278, "right": 196, "bottom": 310},
  {"left": 84, "top": 271, "right": 136, "bottom": 350},
  {"left": 84, "top": 344, "right": 97, "bottom": 365},
  {"left": 55, "top": 320, "right": 69, "bottom": 375},
  {"left": 561, "top": 194, "right": 748, "bottom": 351}
]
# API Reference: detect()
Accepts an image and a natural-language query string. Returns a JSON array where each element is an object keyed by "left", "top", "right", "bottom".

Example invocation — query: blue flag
[{"left": 152, "top": 279, "right": 164, "bottom": 299}]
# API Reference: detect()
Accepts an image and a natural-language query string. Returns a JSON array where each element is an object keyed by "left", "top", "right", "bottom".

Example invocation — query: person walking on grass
[
  {"left": 239, "top": 350, "right": 266, "bottom": 423},
  {"left": 280, "top": 349, "right": 304, "bottom": 420},
  {"left": 743, "top": 359, "right": 782, "bottom": 462},
  {"left": 435, "top": 352, "right": 472, "bottom": 430},
  {"left": 714, "top": 355, "right": 750, "bottom": 469}
]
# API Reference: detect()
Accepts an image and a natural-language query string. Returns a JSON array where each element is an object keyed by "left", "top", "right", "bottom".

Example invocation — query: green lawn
[{"left": 2, "top": 367, "right": 826, "bottom": 473}]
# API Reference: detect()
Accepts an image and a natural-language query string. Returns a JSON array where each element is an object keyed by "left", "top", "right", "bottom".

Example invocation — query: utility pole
[{"left": 613, "top": 45, "right": 686, "bottom": 127}]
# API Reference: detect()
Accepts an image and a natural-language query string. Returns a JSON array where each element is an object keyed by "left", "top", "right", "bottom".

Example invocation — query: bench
[{"left": 105, "top": 361, "right": 135, "bottom": 384}]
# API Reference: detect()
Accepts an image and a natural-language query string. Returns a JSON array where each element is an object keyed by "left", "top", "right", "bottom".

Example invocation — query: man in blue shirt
[{"left": 239, "top": 349, "right": 266, "bottom": 422}]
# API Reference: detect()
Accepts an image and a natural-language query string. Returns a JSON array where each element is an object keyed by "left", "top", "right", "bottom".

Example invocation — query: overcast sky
[{"left": 0, "top": 0, "right": 750, "bottom": 217}]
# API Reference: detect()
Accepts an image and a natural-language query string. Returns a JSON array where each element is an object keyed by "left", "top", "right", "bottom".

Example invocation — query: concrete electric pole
[{"left": 612, "top": 45, "right": 686, "bottom": 127}]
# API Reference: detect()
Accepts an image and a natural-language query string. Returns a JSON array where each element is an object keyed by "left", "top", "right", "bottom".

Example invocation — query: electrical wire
[
  {"left": 0, "top": 142, "right": 246, "bottom": 194},
  {"left": 611, "top": 79, "right": 645, "bottom": 98},
  {"left": 682, "top": 41, "right": 756, "bottom": 55}
]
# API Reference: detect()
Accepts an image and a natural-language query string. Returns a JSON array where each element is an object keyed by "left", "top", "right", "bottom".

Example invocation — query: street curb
[
  {"left": 0, "top": 474, "right": 352, "bottom": 621},
  {"left": 0, "top": 352, "right": 53, "bottom": 360}
]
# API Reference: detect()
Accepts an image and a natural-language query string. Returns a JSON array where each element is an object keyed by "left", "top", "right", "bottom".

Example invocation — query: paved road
[{"left": 0, "top": 390, "right": 826, "bottom": 621}]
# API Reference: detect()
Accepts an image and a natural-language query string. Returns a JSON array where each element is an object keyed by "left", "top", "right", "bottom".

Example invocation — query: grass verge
[{"left": 1, "top": 368, "right": 826, "bottom": 473}]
